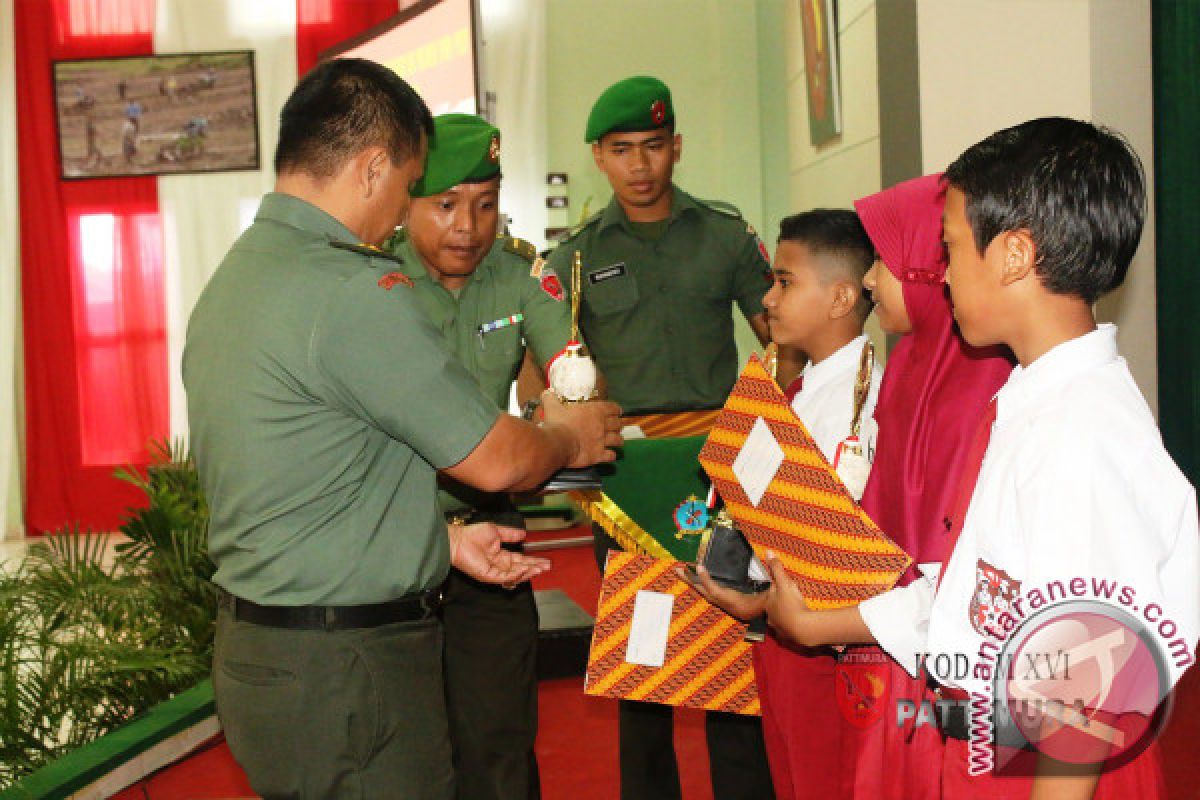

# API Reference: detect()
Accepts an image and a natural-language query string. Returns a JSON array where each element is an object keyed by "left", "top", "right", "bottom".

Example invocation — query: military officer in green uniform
[
  {"left": 546, "top": 75, "right": 776, "bottom": 800},
  {"left": 184, "top": 60, "right": 622, "bottom": 800},
  {"left": 381, "top": 113, "right": 571, "bottom": 800}
]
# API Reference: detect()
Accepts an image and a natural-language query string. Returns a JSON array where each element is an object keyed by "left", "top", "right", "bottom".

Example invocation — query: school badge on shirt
[
  {"left": 834, "top": 650, "right": 891, "bottom": 728},
  {"left": 970, "top": 559, "right": 1022, "bottom": 638}
]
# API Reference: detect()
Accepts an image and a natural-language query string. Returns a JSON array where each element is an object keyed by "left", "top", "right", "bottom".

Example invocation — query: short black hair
[
  {"left": 778, "top": 209, "right": 875, "bottom": 318},
  {"left": 943, "top": 117, "right": 1145, "bottom": 304},
  {"left": 275, "top": 58, "right": 434, "bottom": 178}
]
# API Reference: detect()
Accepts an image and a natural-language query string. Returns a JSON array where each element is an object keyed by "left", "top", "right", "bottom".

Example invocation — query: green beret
[
  {"left": 585, "top": 76, "right": 674, "bottom": 143},
  {"left": 411, "top": 113, "right": 501, "bottom": 198}
]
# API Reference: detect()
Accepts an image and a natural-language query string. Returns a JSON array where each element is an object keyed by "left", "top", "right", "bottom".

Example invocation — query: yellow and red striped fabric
[
  {"left": 585, "top": 552, "right": 759, "bottom": 715},
  {"left": 619, "top": 410, "right": 720, "bottom": 439},
  {"left": 698, "top": 355, "right": 911, "bottom": 609}
]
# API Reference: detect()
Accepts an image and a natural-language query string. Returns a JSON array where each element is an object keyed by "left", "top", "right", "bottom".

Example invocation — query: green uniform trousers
[
  {"left": 213, "top": 608, "right": 454, "bottom": 799},
  {"left": 596, "top": 529, "right": 776, "bottom": 800},
  {"left": 441, "top": 514, "right": 541, "bottom": 799}
]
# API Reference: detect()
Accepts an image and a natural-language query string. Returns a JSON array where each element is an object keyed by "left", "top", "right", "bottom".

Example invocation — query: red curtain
[
  {"left": 15, "top": 0, "right": 165, "bottom": 534},
  {"left": 296, "top": 0, "right": 401, "bottom": 76}
]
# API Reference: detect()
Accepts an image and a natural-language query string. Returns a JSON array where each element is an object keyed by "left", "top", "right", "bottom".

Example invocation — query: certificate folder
[
  {"left": 698, "top": 354, "right": 911, "bottom": 609},
  {"left": 584, "top": 551, "right": 760, "bottom": 715}
]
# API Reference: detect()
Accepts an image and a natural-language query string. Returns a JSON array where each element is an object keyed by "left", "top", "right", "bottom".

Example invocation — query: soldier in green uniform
[
  {"left": 381, "top": 113, "right": 571, "bottom": 800},
  {"left": 183, "top": 60, "right": 622, "bottom": 800},
  {"left": 546, "top": 76, "right": 776, "bottom": 800}
]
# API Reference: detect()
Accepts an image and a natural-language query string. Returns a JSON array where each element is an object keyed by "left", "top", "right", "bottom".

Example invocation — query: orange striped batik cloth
[
  {"left": 698, "top": 354, "right": 911, "bottom": 609},
  {"left": 619, "top": 410, "right": 720, "bottom": 439},
  {"left": 584, "top": 552, "right": 759, "bottom": 715}
]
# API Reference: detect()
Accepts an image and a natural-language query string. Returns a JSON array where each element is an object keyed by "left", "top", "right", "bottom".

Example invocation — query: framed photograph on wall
[
  {"left": 800, "top": 0, "right": 842, "bottom": 145},
  {"left": 53, "top": 50, "right": 260, "bottom": 179}
]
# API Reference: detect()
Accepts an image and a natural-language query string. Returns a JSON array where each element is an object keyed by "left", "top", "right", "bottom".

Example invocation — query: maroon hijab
[{"left": 855, "top": 174, "right": 1014, "bottom": 580}]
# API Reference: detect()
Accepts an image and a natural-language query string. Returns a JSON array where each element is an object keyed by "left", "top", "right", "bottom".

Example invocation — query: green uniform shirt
[
  {"left": 183, "top": 193, "right": 500, "bottom": 605},
  {"left": 548, "top": 186, "right": 771, "bottom": 414},
  {"left": 384, "top": 231, "right": 572, "bottom": 511}
]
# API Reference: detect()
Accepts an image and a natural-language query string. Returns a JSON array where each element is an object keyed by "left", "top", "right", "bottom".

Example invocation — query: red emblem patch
[
  {"left": 970, "top": 558, "right": 1022, "bottom": 638},
  {"left": 835, "top": 654, "right": 891, "bottom": 729},
  {"left": 757, "top": 236, "right": 771, "bottom": 264},
  {"left": 541, "top": 272, "right": 564, "bottom": 301},
  {"left": 377, "top": 271, "right": 413, "bottom": 290},
  {"left": 650, "top": 99, "right": 666, "bottom": 125}
]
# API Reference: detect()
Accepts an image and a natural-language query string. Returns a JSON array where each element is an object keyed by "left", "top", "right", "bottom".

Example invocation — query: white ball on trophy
[{"left": 548, "top": 341, "right": 597, "bottom": 402}]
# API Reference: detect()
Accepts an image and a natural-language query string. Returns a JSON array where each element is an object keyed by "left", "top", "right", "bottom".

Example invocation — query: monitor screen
[{"left": 325, "top": 0, "right": 478, "bottom": 116}]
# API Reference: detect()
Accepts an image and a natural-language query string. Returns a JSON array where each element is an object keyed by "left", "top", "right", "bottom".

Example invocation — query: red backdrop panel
[
  {"left": 15, "top": 0, "right": 166, "bottom": 534},
  {"left": 296, "top": 0, "right": 401, "bottom": 76}
]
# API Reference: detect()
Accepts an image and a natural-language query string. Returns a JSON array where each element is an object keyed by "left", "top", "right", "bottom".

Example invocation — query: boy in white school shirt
[
  {"left": 767, "top": 210, "right": 883, "bottom": 481},
  {"left": 691, "top": 118, "right": 1198, "bottom": 799},
  {"left": 748, "top": 210, "right": 884, "bottom": 800}
]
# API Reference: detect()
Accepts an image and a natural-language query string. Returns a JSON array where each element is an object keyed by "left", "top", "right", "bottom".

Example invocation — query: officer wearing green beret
[
  {"left": 546, "top": 75, "right": 776, "bottom": 800},
  {"left": 184, "top": 60, "right": 622, "bottom": 799},
  {"left": 381, "top": 113, "right": 572, "bottom": 800}
]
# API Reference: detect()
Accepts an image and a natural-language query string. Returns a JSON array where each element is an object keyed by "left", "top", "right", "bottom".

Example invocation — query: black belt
[
  {"left": 932, "top": 685, "right": 971, "bottom": 741},
  {"left": 217, "top": 588, "right": 441, "bottom": 631}
]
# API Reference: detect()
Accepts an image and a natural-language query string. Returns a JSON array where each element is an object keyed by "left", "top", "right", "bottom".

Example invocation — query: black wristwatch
[{"left": 520, "top": 398, "right": 541, "bottom": 421}]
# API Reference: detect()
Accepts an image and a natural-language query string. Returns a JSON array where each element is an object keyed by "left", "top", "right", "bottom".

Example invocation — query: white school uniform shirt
[
  {"left": 791, "top": 334, "right": 883, "bottom": 463},
  {"left": 859, "top": 325, "right": 1199, "bottom": 695}
]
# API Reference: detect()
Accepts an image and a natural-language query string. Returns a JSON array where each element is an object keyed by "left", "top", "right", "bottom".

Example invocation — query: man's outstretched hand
[{"left": 448, "top": 522, "right": 551, "bottom": 589}]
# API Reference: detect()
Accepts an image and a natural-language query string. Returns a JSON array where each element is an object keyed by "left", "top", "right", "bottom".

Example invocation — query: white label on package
[
  {"left": 625, "top": 590, "right": 675, "bottom": 668},
  {"left": 731, "top": 416, "right": 785, "bottom": 507}
]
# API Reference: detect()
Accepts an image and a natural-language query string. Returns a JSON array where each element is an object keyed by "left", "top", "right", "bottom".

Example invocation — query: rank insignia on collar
[
  {"left": 530, "top": 255, "right": 546, "bottom": 279},
  {"left": 378, "top": 271, "right": 413, "bottom": 290}
]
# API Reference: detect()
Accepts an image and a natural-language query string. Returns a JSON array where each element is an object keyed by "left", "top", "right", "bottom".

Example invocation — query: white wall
[
  {"left": 1, "top": 0, "right": 23, "bottom": 539},
  {"left": 479, "top": 0, "right": 548, "bottom": 249},
  {"left": 1089, "top": 0, "right": 1157, "bottom": 415},
  {"left": 916, "top": 0, "right": 1157, "bottom": 412},
  {"left": 785, "top": 0, "right": 887, "bottom": 354}
]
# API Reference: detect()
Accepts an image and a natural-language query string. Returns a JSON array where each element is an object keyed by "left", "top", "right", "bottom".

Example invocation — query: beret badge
[{"left": 650, "top": 99, "right": 666, "bottom": 125}]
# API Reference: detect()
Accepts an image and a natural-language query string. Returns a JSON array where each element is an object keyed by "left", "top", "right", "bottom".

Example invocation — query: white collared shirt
[
  {"left": 792, "top": 334, "right": 883, "bottom": 463},
  {"left": 859, "top": 325, "right": 1199, "bottom": 693}
]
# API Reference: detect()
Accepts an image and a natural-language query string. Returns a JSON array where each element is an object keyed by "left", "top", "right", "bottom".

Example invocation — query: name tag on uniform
[{"left": 588, "top": 263, "right": 626, "bottom": 284}]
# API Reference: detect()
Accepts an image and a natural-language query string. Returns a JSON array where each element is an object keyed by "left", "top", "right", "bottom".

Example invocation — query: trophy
[
  {"left": 694, "top": 509, "right": 771, "bottom": 595},
  {"left": 540, "top": 251, "right": 603, "bottom": 491},
  {"left": 547, "top": 252, "right": 598, "bottom": 402}
]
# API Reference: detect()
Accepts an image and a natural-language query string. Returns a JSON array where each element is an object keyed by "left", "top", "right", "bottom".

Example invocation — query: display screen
[{"left": 326, "top": 0, "right": 478, "bottom": 115}]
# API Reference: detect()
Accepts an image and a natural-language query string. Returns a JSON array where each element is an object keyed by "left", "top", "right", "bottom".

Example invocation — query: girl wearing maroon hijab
[{"left": 835, "top": 174, "right": 1014, "bottom": 798}]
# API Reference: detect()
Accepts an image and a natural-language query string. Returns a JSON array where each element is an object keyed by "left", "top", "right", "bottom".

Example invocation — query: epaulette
[
  {"left": 500, "top": 235, "right": 538, "bottom": 263},
  {"left": 695, "top": 198, "right": 745, "bottom": 219},
  {"left": 380, "top": 227, "right": 408, "bottom": 251},
  {"left": 329, "top": 239, "right": 405, "bottom": 266}
]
